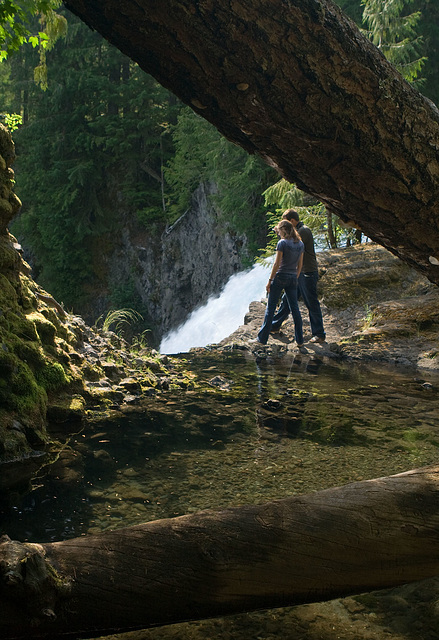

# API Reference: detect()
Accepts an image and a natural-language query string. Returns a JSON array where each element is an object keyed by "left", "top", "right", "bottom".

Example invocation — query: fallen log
[
  {"left": 64, "top": 0, "right": 439, "bottom": 285},
  {"left": 1, "top": 465, "right": 439, "bottom": 639}
]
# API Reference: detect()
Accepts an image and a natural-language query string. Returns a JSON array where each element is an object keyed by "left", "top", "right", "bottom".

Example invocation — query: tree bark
[
  {"left": 1, "top": 465, "right": 439, "bottom": 639},
  {"left": 63, "top": 0, "right": 439, "bottom": 284},
  {"left": 326, "top": 208, "right": 337, "bottom": 248}
]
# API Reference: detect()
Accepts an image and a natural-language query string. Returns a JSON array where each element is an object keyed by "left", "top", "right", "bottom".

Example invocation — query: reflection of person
[
  {"left": 256, "top": 220, "right": 304, "bottom": 346},
  {"left": 271, "top": 209, "right": 326, "bottom": 344}
]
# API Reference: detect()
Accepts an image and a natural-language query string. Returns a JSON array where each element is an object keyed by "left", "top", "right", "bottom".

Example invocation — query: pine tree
[
  {"left": 415, "top": 0, "right": 439, "bottom": 105},
  {"left": 9, "top": 11, "right": 179, "bottom": 307},
  {"left": 165, "top": 107, "right": 276, "bottom": 247},
  {"left": 361, "top": 0, "right": 426, "bottom": 83},
  {"left": 4, "top": 11, "right": 273, "bottom": 311}
]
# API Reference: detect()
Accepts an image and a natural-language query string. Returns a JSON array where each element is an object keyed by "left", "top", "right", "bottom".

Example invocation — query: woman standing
[{"left": 256, "top": 220, "right": 304, "bottom": 346}]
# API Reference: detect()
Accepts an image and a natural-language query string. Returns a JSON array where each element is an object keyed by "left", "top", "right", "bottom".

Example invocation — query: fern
[{"left": 96, "top": 308, "right": 143, "bottom": 335}]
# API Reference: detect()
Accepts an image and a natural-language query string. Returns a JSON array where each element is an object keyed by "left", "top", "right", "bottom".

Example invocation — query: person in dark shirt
[
  {"left": 255, "top": 219, "right": 304, "bottom": 346},
  {"left": 271, "top": 209, "right": 326, "bottom": 343}
]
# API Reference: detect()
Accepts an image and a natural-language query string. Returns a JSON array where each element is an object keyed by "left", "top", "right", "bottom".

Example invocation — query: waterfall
[{"left": 160, "top": 259, "right": 273, "bottom": 354}]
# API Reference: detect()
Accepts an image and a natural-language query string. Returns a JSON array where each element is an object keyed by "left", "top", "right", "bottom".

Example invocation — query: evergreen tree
[
  {"left": 165, "top": 107, "right": 276, "bottom": 252},
  {"left": 415, "top": 0, "right": 439, "bottom": 104},
  {"left": 3, "top": 11, "right": 273, "bottom": 312},
  {"left": 361, "top": 0, "right": 426, "bottom": 83},
  {"left": 261, "top": 179, "right": 357, "bottom": 251},
  {"left": 9, "top": 11, "right": 178, "bottom": 307}
]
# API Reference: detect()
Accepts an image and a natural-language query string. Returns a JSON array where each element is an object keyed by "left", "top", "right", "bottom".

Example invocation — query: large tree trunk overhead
[
  {"left": 1, "top": 466, "right": 439, "bottom": 639},
  {"left": 64, "top": 0, "right": 439, "bottom": 284}
]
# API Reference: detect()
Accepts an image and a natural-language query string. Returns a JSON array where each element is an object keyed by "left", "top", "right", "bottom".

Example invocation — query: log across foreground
[{"left": 1, "top": 466, "right": 439, "bottom": 639}]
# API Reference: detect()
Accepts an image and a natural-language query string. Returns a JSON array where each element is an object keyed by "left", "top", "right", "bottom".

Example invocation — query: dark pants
[
  {"left": 257, "top": 273, "right": 303, "bottom": 345},
  {"left": 271, "top": 271, "right": 325, "bottom": 339}
]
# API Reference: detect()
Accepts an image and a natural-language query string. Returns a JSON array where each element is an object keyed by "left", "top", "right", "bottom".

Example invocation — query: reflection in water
[{"left": 2, "top": 351, "right": 439, "bottom": 545}]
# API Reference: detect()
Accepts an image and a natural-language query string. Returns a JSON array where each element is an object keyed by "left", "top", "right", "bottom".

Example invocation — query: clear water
[{"left": 2, "top": 350, "right": 439, "bottom": 545}]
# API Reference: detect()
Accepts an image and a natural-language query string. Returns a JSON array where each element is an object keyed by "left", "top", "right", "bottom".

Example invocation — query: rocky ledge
[{"left": 216, "top": 243, "right": 439, "bottom": 372}]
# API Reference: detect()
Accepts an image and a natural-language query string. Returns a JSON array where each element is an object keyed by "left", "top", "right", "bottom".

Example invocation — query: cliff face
[
  {"left": 98, "top": 182, "right": 249, "bottom": 342},
  {"left": 142, "top": 182, "right": 246, "bottom": 334}
]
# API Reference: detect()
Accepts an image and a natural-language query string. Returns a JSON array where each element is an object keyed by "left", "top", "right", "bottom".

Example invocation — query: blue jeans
[
  {"left": 271, "top": 271, "right": 325, "bottom": 339},
  {"left": 258, "top": 273, "right": 303, "bottom": 345}
]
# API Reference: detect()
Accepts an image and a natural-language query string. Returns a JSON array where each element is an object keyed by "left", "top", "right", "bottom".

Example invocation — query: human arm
[
  {"left": 297, "top": 253, "right": 303, "bottom": 278},
  {"left": 267, "top": 250, "right": 282, "bottom": 292}
]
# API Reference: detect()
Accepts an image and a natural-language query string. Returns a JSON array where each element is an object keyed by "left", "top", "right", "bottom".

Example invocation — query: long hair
[{"left": 276, "top": 219, "right": 301, "bottom": 242}]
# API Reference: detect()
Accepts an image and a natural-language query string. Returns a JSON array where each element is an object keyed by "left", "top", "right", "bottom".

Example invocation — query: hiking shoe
[{"left": 309, "top": 336, "right": 325, "bottom": 344}]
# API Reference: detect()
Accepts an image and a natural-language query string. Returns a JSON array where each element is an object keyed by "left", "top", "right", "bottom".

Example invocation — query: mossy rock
[
  {"left": 7, "top": 312, "right": 39, "bottom": 341},
  {"left": 0, "top": 236, "right": 21, "bottom": 271},
  {"left": 12, "top": 338, "right": 46, "bottom": 370},
  {"left": 0, "top": 347, "right": 16, "bottom": 379},
  {"left": 18, "top": 275, "right": 39, "bottom": 311},
  {"left": 364, "top": 292, "right": 439, "bottom": 339},
  {"left": 0, "top": 273, "right": 18, "bottom": 307},
  {"left": 26, "top": 311, "right": 57, "bottom": 345},
  {"left": 36, "top": 360, "right": 70, "bottom": 392},
  {"left": 9, "top": 361, "right": 48, "bottom": 411},
  {"left": 0, "top": 421, "right": 32, "bottom": 458},
  {"left": 46, "top": 395, "right": 85, "bottom": 424},
  {"left": 81, "top": 362, "right": 103, "bottom": 381},
  {"left": 319, "top": 278, "right": 373, "bottom": 309}
]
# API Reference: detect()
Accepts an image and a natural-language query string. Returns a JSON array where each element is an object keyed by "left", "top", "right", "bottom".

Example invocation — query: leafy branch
[{"left": 0, "top": 0, "right": 67, "bottom": 89}]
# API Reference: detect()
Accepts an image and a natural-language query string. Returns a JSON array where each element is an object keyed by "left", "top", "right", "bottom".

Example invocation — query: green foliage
[
  {"left": 165, "top": 109, "right": 218, "bottom": 216},
  {"left": 335, "top": 0, "right": 438, "bottom": 101},
  {"left": 336, "top": 0, "right": 431, "bottom": 90},
  {"left": 130, "top": 330, "right": 152, "bottom": 352},
  {"left": 262, "top": 179, "right": 324, "bottom": 251},
  {"left": 165, "top": 107, "right": 276, "bottom": 244},
  {"left": 261, "top": 178, "right": 364, "bottom": 254},
  {"left": 7, "top": 12, "right": 179, "bottom": 307},
  {"left": 96, "top": 308, "right": 143, "bottom": 335},
  {"left": 335, "top": 0, "right": 365, "bottom": 22},
  {"left": 361, "top": 0, "right": 427, "bottom": 84},
  {"left": 136, "top": 205, "right": 168, "bottom": 227},
  {"left": 1, "top": 112, "right": 22, "bottom": 131},
  {"left": 416, "top": 0, "right": 439, "bottom": 105},
  {"left": 0, "top": 1, "right": 67, "bottom": 89},
  {"left": 0, "top": 2, "right": 63, "bottom": 51},
  {"left": 262, "top": 178, "right": 312, "bottom": 210}
]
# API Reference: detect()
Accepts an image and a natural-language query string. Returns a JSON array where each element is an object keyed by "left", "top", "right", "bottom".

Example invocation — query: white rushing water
[{"left": 160, "top": 259, "right": 273, "bottom": 354}]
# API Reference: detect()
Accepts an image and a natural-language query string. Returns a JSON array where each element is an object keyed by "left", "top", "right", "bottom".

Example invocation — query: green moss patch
[{"left": 26, "top": 311, "right": 57, "bottom": 345}]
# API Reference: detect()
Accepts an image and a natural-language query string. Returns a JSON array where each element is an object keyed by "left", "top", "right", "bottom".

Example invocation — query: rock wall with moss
[{"left": 0, "top": 124, "right": 193, "bottom": 493}]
